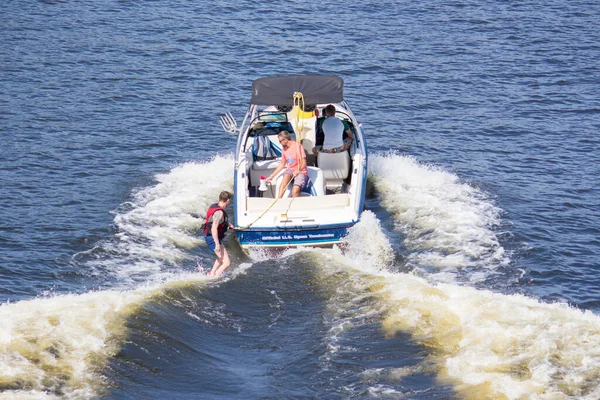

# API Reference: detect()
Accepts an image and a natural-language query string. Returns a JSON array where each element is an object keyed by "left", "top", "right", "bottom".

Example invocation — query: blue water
[{"left": 2, "top": 1, "right": 600, "bottom": 398}]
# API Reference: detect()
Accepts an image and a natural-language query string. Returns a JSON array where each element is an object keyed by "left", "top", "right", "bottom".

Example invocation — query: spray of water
[
  {"left": 313, "top": 153, "right": 600, "bottom": 399},
  {"left": 0, "top": 273, "right": 213, "bottom": 399},
  {"left": 4, "top": 152, "right": 599, "bottom": 399},
  {"left": 369, "top": 153, "right": 508, "bottom": 280},
  {"left": 82, "top": 155, "right": 234, "bottom": 286},
  {"left": 0, "top": 157, "right": 236, "bottom": 398}
]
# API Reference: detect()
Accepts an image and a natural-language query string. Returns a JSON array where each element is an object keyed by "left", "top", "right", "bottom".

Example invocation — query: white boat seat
[
  {"left": 250, "top": 159, "right": 280, "bottom": 195},
  {"left": 317, "top": 151, "right": 350, "bottom": 190},
  {"left": 275, "top": 166, "right": 325, "bottom": 198},
  {"left": 250, "top": 136, "right": 282, "bottom": 187},
  {"left": 252, "top": 159, "right": 280, "bottom": 171}
]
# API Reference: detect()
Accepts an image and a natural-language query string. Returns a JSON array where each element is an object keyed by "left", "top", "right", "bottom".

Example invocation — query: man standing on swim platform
[{"left": 204, "top": 191, "right": 234, "bottom": 277}]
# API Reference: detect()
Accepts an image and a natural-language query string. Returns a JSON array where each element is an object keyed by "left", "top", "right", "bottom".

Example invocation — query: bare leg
[
  {"left": 214, "top": 248, "right": 231, "bottom": 277},
  {"left": 278, "top": 174, "right": 292, "bottom": 199},
  {"left": 291, "top": 185, "right": 301, "bottom": 197},
  {"left": 208, "top": 247, "right": 224, "bottom": 276}
]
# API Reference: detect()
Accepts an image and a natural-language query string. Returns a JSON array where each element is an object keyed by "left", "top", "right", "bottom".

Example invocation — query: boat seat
[
  {"left": 252, "top": 159, "right": 280, "bottom": 171},
  {"left": 317, "top": 151, "right": 350, "bottom": 190},
  {"left": 250, "top": 159, "right": 280, "bottom": 195},
  {"left": 275, "top": 166, "right": 325, "bottom": 198}
]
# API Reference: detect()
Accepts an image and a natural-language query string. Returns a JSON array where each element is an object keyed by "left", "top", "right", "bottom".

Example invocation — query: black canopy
[{"left": 251, "top": 75, "right": 344, "bottom": 106}]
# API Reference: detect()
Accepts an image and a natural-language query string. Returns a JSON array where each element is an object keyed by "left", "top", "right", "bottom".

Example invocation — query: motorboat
[{"left": 221, "top": 75, "right": 367, "bottom": 250}]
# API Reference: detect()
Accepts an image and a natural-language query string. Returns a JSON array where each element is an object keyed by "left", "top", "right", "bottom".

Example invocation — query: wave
[
  {"left": 314, "top": 246, "right": 600, "bottom": 398},
  {"left": 3, "top": 152, "right": 598, "bottom": 399},
  {"left": 313, "top": 155, "right": 600, "bottom": 399},
  {"left": 75, "top": 155, "right": 235, "bottom": 288},
  {"left": 1, "top": 156, "right": 237, "bottom": 398},
  {"left": 0, "top": 268, "right": 260, "bottom": 400},
  {"left": 0, "top": 276, "right": 177, "bottom": 398},
  {"left": 369, "top": 153, "right": 509, "bottom": 283}
]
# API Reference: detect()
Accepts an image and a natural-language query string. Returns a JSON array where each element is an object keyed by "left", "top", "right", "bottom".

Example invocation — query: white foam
[
  {"left": 308, "top": 209, "right": 600, "bottom": 399},
  {"left": 86, "top": 155, "right": 234, "bottom": 286},
  {"left": 246, "top": 245, "right": 312, "bottom": 264},
  {"left": 313, "top": 250, "right": 600, "bottom": 399},
  {"left": 0, "top": 290, "right": 145, "bottom": 398},
  {"left": 383, "top": 276, "right": 600, "bottom": 399},
  {"left": 341, "top": 210, "right": 395, "bottom": 273},
  {"left": 369, "top": 153, "right": 508, "bottom": 276},
  {"left": 7, "top": 149, "right": 594, "bottom": 400},
  {"left": 0, "top": 274, "right": 214, "bottom": 399}
]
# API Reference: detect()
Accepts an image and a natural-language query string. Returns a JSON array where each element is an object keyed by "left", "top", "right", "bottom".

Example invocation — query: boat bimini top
[{"left": 251, "top": 75, "right": 344, "bottom": 106}]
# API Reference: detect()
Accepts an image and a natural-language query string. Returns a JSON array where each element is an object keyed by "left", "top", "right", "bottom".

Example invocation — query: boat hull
[{"left": 235, "top": 224, "right": 352, "bottom": 249}]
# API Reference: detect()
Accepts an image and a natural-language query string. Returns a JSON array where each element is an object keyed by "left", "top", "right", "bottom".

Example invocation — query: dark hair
[
  {"left": 219, "top": 191, "right": 232, "bottom": 202},
  {"left": 325, "top": 104, "right": 336, "bottom": 116}
]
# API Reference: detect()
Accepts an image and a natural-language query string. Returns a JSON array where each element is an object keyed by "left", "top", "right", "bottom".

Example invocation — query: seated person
[
  {"left": 314, "top": 108, "right": 326, "bottom": 149},
  {"left": 265, "top": 131, "right": 309, "bottom": 199},
  {"left": 312, "top": 104, "right": 354, "bottom": 154}
]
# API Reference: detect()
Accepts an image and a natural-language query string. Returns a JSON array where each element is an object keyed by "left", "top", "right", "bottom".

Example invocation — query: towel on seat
[{"left": 253, "top": 136, "right": 280, "bottom": 161}]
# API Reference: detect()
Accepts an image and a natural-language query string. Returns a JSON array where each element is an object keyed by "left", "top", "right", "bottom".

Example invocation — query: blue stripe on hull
[{"left": 236, "top": 226, "right": 350, "bottom": 248}]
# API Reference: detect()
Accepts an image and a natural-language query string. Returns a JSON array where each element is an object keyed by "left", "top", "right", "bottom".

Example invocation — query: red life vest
[{"left": 204, "top": 203, "right": 229, "bottom": 239}]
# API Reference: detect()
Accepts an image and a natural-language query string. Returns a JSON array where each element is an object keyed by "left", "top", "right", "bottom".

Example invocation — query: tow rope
[
  {"left": 293, "top": 91, "right": 305, "bottom": 143},
  {"left": 235, "top": 180, "right": 295, "bottom": 231}
]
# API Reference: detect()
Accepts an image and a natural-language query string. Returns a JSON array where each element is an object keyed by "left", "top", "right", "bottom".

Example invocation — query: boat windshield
[{"left": 255, "top": 111, "right": 288, "bottom": 123}]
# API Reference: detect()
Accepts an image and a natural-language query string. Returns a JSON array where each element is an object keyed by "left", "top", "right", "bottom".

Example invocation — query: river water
[{"left": 1, "top": 1, "right": 600, "bottom": 399}]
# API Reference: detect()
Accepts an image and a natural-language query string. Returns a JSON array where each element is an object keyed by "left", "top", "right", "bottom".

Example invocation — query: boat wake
[
  {"left": 1, "top": 156, "right": 238, "bottom": 399},
  {"left": 369, "top": 153, "right": 510, "bottom": 283},
  {"left": 307, "top": 153, "right": 600, "bottom": 399},
  {"left": 313, "top": 207, "right": 600, "bottom": 399},
  {"left": 74, "top": 155, "right": 235, "bottom": 288},
  {"left": 2, "top": 153, "right": 599, "bottom": 399},
  {"left": 0, "top": 280, "right": 170, "bottom": 399}
]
